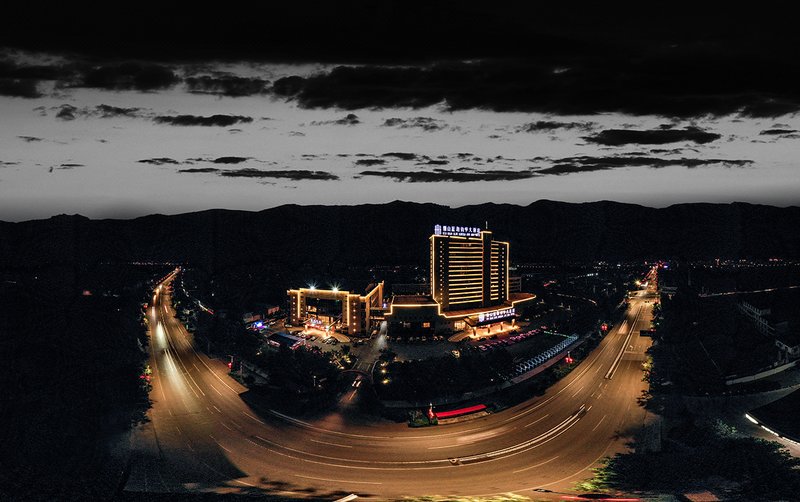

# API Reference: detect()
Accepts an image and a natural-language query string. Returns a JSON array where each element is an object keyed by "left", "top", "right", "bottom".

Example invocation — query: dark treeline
[
  {"left": 0, "top": 264, "right": 170, "bottom": 500},
  {"left": 1, "top": 201, "right": 798, "bottom": 304},
  {"left": 4, "top": 201, "right": 798, "bottom": 266}
]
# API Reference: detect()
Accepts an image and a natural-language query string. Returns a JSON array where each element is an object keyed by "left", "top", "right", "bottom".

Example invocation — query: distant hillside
[{"left": 1, "top": 201, "right": 799, "bottom": 276}]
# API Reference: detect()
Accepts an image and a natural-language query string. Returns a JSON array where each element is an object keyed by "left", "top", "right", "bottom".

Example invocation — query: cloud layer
[
  {"left": 153, "top": 114, "right": 253, "bottom": 127},
  {"left": 583, "top": 127, "right": 721, "bottom": 146},
  {"left": 178, "top": 167, "right": 338, "bottom": 181}
]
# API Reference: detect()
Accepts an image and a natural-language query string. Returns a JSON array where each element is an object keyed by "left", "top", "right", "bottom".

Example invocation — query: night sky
[{"left": 2, "top": 4, "right": 799, "bottom": 220}]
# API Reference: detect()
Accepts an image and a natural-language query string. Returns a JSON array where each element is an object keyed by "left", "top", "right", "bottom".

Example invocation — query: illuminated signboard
[
  {"left": 434, "top": 224, "right": 481, "bottom": 238},
  {"left": 478, "top": 307, "right": 515, "bottom": 323}
]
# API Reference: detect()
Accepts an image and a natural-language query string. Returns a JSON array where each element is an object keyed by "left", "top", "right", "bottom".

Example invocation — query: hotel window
[
  {"left": 402, "top": 322, "right": 411, "bottom": 329},
  {"left": 422, "top": 322, "right": 431, "bottom": 328}
]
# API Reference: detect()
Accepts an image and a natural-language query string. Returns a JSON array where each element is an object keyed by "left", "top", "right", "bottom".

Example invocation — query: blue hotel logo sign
[
  {"left": 478, "top": 307, "right": 515, "bottom": 323},
  {"left": 434, "top": 224, "right": 481, "bottom": 237}
]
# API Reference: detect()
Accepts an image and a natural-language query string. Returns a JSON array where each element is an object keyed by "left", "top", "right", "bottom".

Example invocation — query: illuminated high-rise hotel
[
  {"left": 288, "top": 224, "right": 534, "bottom": 338},
  {"left": 430, "top": 226, "right": 508, "bottom": 311},
  {"left": 386, "top": 224, "right": 533, "bottom": 337}
]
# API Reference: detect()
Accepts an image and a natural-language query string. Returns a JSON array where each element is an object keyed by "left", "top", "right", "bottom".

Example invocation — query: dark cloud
[
  {"left": 649, "top": 147, "right": 698, "bottom": 155},
  {"left": 50, "top": 103, "right": 144, "bottom": 120},
  {"left": 95, "top": 104, "right": 142, "bottom": 117},
  {"left": 212, "top": 156, "right": 249, "bottom": 164},
  {"left": 310, "top": 113, "right": 360, "bottom": 126},
  {"left": 217, "top": 168, "right": 339, "bottom": 181},
  {"left": 537, "top": 155, "right": 753, "bottom": 175},
  {"left": 4, "top": 5, "right": 797, "bottom": 67},
  {"left": 185, "top": 74, "right": 270, "bottom": 96},
  {"left": 381, "top": 152, "right": 418, "bottom": 161},
  {"left": 1, "top": 57, "right": 179, "bottom": 94},
  {"left": 737, "top": 99, "right": 800, "bottom": 118},
  {"left": 583, "top": 127, "right": 720, "bottom": 146},
  {"left": 268, "top": 55, "right": 800, "bottom": 118},
  {"left": 518, "top": 120, "right": 594, "bottom": 132},
  {"left": 17, "top": 136, "right": 43, "bottom": 142},
  {"left": 0, "top": 58, "right": 68, "bottom": 81},
  {"left": 6, "top": 6, "right": 800, "bottom": 118},
  {"left": 137, "top": 157, "right": 181, "bottom": 165},
  {"left": 272, "top": 75, "right": 305, "bottom": 96},
  {"left": 420, "top": 159, "right": 449, "bottom": 166},
  {"left": 55, "top": 104, "right": 77, "bottom": 120},
  {"left": 0, "top": 160, "right": 20, "bottom": 166},
  {"left": 759, "top": 128, "right": 798, "bottom": 136},
  {"left": 0, "top": 77, "right": 41, "bottom": 98},
  {"left": 153, "top": 114, "right": 253, "bottom": 127},
  {"left": 382, "top": 117, "right": 447, "bottom": 131},
  {"left": 178, "top": 167, "right": 219, "bottom": 173},
  {"left": 358, "top": 168, "right": 536, "bottom": 182},
  {"left": 354, "top": 159, "right": 386, "bottom": 166},
  {"left": 57, "top": 163, "right": 83, "bottom": 168},
  {"left": 185, "top": 156, "right": 251, "bottom": 164},
  {"left": 75, "top": 62, "right": 179, "bottom": 91}
]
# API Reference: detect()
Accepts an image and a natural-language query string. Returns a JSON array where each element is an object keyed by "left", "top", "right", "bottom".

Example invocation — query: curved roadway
[{"left": 126, "top": 272, "right": 654, "bottom": 500}]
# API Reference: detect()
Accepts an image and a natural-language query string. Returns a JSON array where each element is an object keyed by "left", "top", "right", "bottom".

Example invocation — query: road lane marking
[
  {"left": 524, "top": 414, "right": 550, "bottom": 428},
  {"left": 592, "top": 414, "right": 607, "bottom": 432},
  {"left": 212, "top": 405, "right": 221, "bottom": 413},
  {"left": 428, "top": 443, "right": 471, "bottom": 449},
  {"left": 293, "top": 474, "right": 381, "bottom": 485},
  {"left": 243, "top": 411, "right": 266, "bottom": 425},
  {"left": 571, "top": 385, "right": 585, "bottom": 398},
  {"left": 161, "top": 326, "right": 203, "bottom": 398},
  {"left": 605, "top": 304, "right": 643, "bottom": 380},
  {"left": 533, "top": 436, "right": 618, "bottom": 489},
  {"left": 450, "top": 405, "right": 586, "bottom": 464},
  {"left": 220, "top": 422, "right": 232, "bottom": 431},
  {"left": 250, "top": 430, "right": 585, "bottom": 472},
  {"left": 334, "top": 495, "right": 359, "bottom": 502},
  {"left": 513, "top": 455, "right": 559, "bottom": 473},
  {"left": 209, "top": 434, "right": 233, "bottom": 453},
  {"left": 310, "top": 438, "right": 353, "bottom": 448}
]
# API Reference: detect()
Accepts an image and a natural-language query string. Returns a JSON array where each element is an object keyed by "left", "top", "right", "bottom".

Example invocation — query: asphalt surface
[{"left": 126, "top": 271, "right": 654, "bottom": 500}]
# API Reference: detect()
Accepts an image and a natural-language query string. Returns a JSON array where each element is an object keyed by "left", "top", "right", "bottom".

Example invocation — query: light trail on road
[{"left": 125, "top": 273, "right": 655, "bottom": 500}]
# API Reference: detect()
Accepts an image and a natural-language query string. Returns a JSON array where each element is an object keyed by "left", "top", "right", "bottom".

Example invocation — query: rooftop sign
[{"left": 434, "top": 224, "right": 481, "bottom": 238}]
